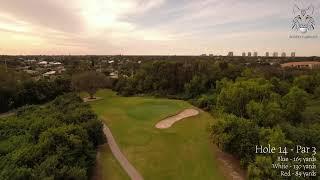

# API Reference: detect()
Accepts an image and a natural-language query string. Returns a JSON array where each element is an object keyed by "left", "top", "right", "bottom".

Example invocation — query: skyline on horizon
[{"left": 0, "top": 0, "right": 320, "bottom": 56}]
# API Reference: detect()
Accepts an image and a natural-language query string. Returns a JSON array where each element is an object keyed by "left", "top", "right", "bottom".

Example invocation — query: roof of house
[
  {"left": 49, "top": 62, "right": 62, "bottom": 65},
  {"left": 38, "top": 61, "right": 48, "bottom": 64},
  {"left": 281, "top": 61, "right": 320, "bottom": 67},
  {"left": 43, "top": 71, "right": 56, "bottom": 75},
  {"left": 24, "top": 70, "right": 37, "bottom": 74}
]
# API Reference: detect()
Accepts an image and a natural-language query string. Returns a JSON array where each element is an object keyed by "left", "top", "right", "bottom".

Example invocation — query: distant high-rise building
[
  {"left": 281, "top": 52, "right": 286, "bottom": 57},
  {"left": 228, "top": 52, "right": 233, "bottom": 56},
  {"left": 273, "top": 52, "right": 278, "bottom": 57},
  {"left": 200, "top": 54, "right": 207, "bottom": 56},
  {"left": 266, "top": 52, "right": 270, "bottom": 57},
  {"left": 248, "top": 52, "right": 252, "bottom": 57},
  {"left": 253, "top": 52, "right": 258, "bottom": 57},
  {"left": 291, "top": 52, "right": 296, "bottom": 57},
  {"left": 242, "top": 52, "right": 246, "bottom": 57}
]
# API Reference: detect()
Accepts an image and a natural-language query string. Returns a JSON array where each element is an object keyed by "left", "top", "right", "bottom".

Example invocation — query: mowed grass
[
  {"left": 89, "top": 89, "right": 224, "bottom": 180},
  {"left": 97, "top": 144, "right": 130, "bottom": 180}
]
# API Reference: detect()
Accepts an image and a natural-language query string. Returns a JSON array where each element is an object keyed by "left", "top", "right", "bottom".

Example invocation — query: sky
[{"left": 0, "top": 0, "right": 319, "bottom": 56}]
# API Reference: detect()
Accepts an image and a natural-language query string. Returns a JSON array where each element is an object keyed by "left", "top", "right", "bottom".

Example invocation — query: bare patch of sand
[
  {"left": 0, "top": 112, "right": 15, "bottom": 118},
  {"left": 215, "top": 147, "right": 246, "bottom": 180},
  {"left": 83, "top": 97, "right": 103, "bottom": 103},
  {"left": 155, "top": 109, "right": 199, "bottom": 129}
]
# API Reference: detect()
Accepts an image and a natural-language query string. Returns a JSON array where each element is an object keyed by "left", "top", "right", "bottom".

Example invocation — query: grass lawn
[
  {"left": 97, "top": 144, "right": 130, "bottom": 180},
  {"left": 89, "top": 89, "right": 224, "bottom": 180}
]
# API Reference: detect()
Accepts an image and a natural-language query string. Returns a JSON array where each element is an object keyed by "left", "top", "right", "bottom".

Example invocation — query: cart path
[
  {"left": 103, "top": 124, "right": 144, "bottom": 180},
  {"left": 155, "top": 108, "right": 199, "bottom": 129}
]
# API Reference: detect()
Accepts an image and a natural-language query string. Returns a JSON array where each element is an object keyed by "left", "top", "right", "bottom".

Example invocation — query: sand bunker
[
  {"left": 155, "top": 109, "right": 199, "bottom": 129},
  {"left": 83, "top": 97, "right": 102, "bottom": 103}
]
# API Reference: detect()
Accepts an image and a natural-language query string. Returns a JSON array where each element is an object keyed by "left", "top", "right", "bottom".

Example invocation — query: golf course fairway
[{"left": 89, "top": 89, "right": 225, "bottom": 180}]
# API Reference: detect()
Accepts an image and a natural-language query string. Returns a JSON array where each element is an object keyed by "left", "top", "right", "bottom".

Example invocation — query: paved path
[{"left": 103, "top": 124, "right": 144, "bottom": 180}]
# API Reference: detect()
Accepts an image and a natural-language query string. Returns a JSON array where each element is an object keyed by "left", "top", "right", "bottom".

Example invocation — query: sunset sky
[{"left": 0, "top": 0, "right": 319, "bottom": 56}]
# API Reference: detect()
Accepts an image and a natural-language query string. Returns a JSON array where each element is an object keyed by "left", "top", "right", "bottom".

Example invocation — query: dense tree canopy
[
  {"left": 211, "top": 114, "right": 260, "bottom": 166},
  {"left": 114, "top": 60, "right": 242, "bottom": 97},
  {"left": 217, "top": 78, "right": 273, "bottom": 117},
  {"left": 0, "top": 76, "right": 72, "bottom": 113},
  {"left": 0, "top": 94, "right": 104, "bottom": 179},
  {"left": 281, "top": 86, "right": 309, "bottom": 123},
  {"left": 72, "top": 71, "right": 110, "bottom": 99}
]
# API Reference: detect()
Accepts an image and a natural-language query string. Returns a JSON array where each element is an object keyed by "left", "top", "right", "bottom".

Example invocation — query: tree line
[
  {"left": 113, "top": 60, "right": 242, "bottom": 97},
  {"left": 0, "top": 66, "right": 112, "bottom": 113},
  {"left": 0, "top": 66, "right": 72, "bottom": 113}
]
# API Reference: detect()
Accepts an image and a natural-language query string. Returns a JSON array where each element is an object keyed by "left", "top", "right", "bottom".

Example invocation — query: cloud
[
  {"left": 0, "top": 0, "right": 319, "bottom": 56},
  {"left": 0, "top": 0, "right": 84, "bottom": 33}
]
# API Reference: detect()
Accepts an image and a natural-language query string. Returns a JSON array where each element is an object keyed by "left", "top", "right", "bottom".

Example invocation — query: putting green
[{"left": 89, "top": 89, "right": 224, "bottom": 180}]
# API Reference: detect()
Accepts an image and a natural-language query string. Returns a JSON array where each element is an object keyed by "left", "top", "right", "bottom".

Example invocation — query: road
[{"left": 103, "top": 124, "right": 144, "bottom": 180}]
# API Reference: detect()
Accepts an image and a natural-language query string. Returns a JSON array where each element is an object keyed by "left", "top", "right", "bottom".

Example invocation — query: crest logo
[{"left": 292, "top": 4, "right": 315, "bottom": 33}]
